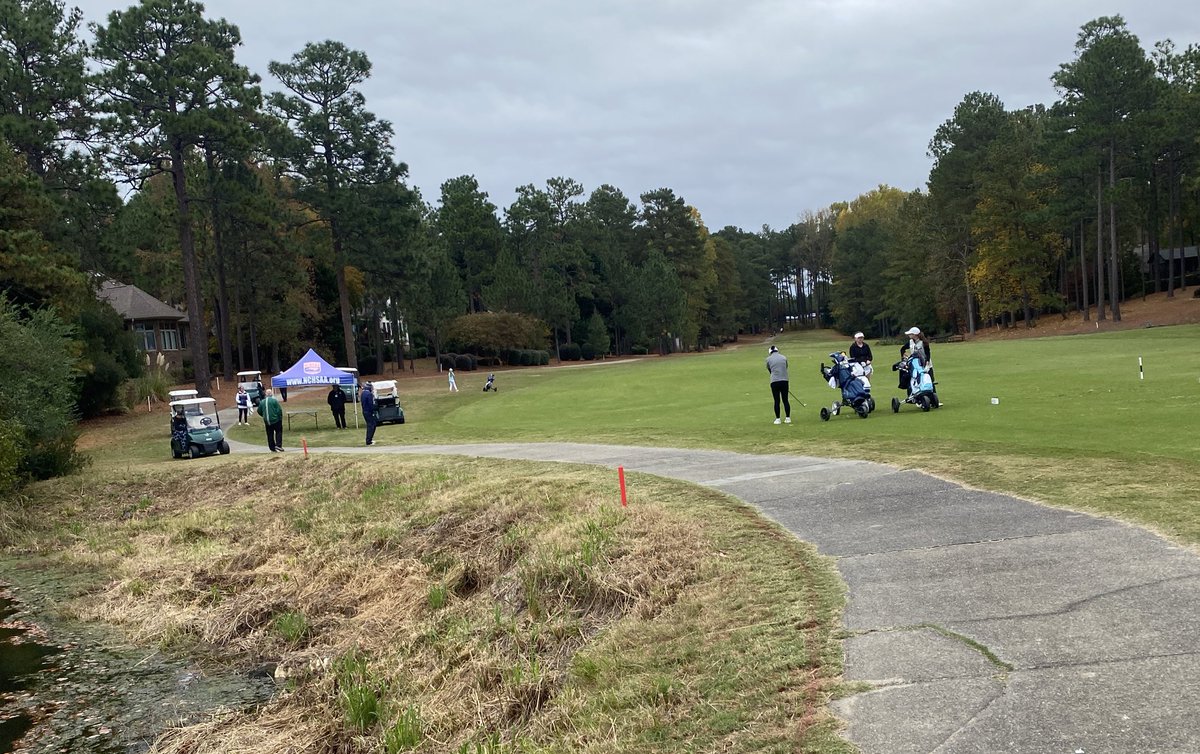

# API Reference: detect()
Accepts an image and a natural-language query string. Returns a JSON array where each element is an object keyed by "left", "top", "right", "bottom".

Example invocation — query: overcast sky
[{"left": 70, "top": 0, "right": 1197, "bottom": 231}]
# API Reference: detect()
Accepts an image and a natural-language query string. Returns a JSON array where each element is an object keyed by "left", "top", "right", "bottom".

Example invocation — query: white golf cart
[
  {"left": 237, "top": 370, "right": 264, "bottom": 406},
  {"left": 170, "top": 397, "right": 230, "bottom": 459},
  {"left": 372, "top": 380, "right": 405, "bottom": 425}
]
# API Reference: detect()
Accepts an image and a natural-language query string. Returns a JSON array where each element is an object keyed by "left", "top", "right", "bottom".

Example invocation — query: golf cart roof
[
  {"left": 169, "top": 397, "right": 218, "bottom": 409},
  {"left": 336, "top": 366, "right": 358, "bottom": 374},
  {"left": 237, "top": 371, "right": 262, "bottom": 378},
  {"left": 168, "top": 389, "right": 199, "bottom": 398},
  {"left": 373, "top": 379, "right": 397, "bottom": 391}
]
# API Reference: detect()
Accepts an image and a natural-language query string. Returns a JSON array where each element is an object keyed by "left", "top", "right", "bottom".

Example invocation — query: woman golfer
[{"left": 766, "top": 345, "right": 791, "bottom": 424}]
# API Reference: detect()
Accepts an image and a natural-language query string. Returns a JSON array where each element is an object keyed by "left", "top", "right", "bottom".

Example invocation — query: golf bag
[
  {"left": 891, "top": 353, "right": 940, "bottom": 412},
  {"left": 819, "top": 352, "right": 874, "bottom": 420}
]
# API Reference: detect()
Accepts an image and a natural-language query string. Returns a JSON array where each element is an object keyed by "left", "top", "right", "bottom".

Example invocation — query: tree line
[{"left": 2, "top": 2, "right": 1197, "bottom": 489}]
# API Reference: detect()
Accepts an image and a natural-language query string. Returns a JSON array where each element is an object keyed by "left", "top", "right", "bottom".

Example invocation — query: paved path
[{"left": 225, "top": 430, "right": 1200, "bottom": 753}]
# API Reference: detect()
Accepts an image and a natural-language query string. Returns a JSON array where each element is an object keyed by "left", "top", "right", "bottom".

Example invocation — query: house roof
[{"left": 97, "top": 279, "right": 188, "bottom": 323}]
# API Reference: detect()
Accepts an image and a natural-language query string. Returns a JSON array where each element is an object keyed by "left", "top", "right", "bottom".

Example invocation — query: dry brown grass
[{"left": 9, "top": 455, "right": 850, "bottom": 753}]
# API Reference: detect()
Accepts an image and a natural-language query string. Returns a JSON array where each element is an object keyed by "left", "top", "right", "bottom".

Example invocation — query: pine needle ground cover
[{"left": 4, "top": 456, "right": 852, "bottom": 754}]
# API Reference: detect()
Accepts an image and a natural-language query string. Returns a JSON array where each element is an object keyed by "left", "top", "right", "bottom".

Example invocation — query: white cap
[
  {"left": 905, "top": 327, "right": 921, "bottom": 336},
  {"left": 854, "top": 332, "right": 864, "bottom": 339}
]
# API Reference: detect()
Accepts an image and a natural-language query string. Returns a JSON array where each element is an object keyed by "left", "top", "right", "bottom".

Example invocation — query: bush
[
  {"left": 439, "top": 353, "right": 458, "bottom": 371},
  {"left": 454, "top": 354, "right": 476, "bottom": 371},
  {"left": 477, "top": 356, "right": 501, "bottom": 367},
  {"left": 414, "top": 347, "right": 428, "bottom": 359},
  {"left": 518, "top": 350, "right": 533, "bottom": 366},
  {"left": 560, "top": 343, "right": 582, "bottom": 361},
  {"left": 444, "top": 311, "right": 549, "bottom": 354},
  {"left": 537, "top": 350, "right": 549, "bottom": 365},
  {"left": 580, "top": 344, "right": 596, "bottom": 361},
  {"left": 0, "top": 418, "right": 26, "bottom": 495},
  {"left": 631, "top": 345, "right": 649, "bottom": 356}
]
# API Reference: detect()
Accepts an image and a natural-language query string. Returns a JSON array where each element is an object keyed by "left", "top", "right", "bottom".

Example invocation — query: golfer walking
[
  {"left": 448, "top": 367, "right": 459, "bottom": 392},
  {"left": 766, "top": 345, "right": 791, "bottom": 424},
  {"left": 257, "top": 388, "right": 285, "bottom": 451}
]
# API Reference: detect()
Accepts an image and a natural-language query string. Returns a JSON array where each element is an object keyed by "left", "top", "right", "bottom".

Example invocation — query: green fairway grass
[{"left": 83, "top": 325, "right": 1200, "bottom": 543}]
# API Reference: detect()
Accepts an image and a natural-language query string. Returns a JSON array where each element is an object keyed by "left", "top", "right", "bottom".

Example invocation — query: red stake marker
[
  {"left": 618, "top": 465, "right": 627, "bottom": 508},
  {"left": 302, "top": 437, "right": 309, "bottom": 459}
]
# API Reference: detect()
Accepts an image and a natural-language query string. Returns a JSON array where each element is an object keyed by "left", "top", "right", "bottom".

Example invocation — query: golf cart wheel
[
  {"left": 820, "top": 407, "right": 830, "bottom": 422},
  {"left": 930, "top": 393, "right": 940, "bottom": 409},
  {"left": 398, "top": 416, "right": 405, "bottom": 424},
  {"left": 219, "top": 440, "right": 230, "bottom": 455},
  {"left": 891, "top": 397, "right": 900, "bottom": 413},
  {"left": 856, "top": 403, "right": 869, "bottom": 418},
  {"left": 918, "top": 396, "right": 931, "bottom": 412},
  {"left": 189, "top": 444, "right": 200, "bottom": 459},
  {"left": 867, "top": 397, "right": 876, "bottom": 413}
]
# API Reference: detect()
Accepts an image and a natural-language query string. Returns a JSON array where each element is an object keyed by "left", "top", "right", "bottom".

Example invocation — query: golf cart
[
  {"left": 373, "top": 380, "right": 405, "bottom": 425},
  {"left": 336, "top": 367, "right": 359, "bottom": 401},
  {"left": 168, "top": 388, "right": 199, "bottom": 402},
  {"left": 170, "top": 397, "right": 230, "bottom": 459},
  {"left": 237, "top": 371, "right": 264, "bottom": 406}
]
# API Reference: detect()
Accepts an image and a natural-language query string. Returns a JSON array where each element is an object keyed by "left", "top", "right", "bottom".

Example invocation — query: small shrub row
[
  {"left": 500, "top": 349, "right": 549, "bottom": 366},
  {"left": 438, "top": 353, "right": 478, "bottom": 371}
]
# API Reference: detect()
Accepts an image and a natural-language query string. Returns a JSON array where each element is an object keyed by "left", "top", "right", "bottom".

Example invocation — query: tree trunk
[
  {"left": 205, "top": 145, "right": 235, "bottom": 380},
  {"left": 169, "top": 139, "right": 211, "bottom": 396},
  {"left": 1079, "top": 220, "right": 1090, "bottom": 320},
  {"left": 1095, "top": 170, "right": 1106, "bottom": 320},
  {"left": 1149, "top": 162, "right": 1161, "bottom": 294},
  {"left": 1108, "top": 145, "right": 1121, "bottom": 321},
  {"left": 248, "top": 282, "right": 260, "bottom": 371},
  {"left": 391, "top": 296, "right": 404, "bottom": 374},
  {"left": 333, "top": 222, "right": 357, "bottom": 369}
]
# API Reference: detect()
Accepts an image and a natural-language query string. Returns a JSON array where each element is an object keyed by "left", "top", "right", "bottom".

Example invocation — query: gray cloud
[{"left": 72, "top": 0, "right": 1199, "bottom": 230}]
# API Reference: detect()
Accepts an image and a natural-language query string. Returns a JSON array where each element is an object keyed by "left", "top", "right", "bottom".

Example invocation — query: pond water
[{"left": 1, "top": 564, "right": 276, "bottom": 753}]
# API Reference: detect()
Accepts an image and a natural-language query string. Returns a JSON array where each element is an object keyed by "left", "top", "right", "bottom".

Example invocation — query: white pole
[{"left": 1139, "top": 356, "right": 1143, "bottom": 381}]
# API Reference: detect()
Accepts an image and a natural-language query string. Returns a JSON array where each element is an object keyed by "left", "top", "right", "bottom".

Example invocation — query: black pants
[
  {"left": 365, "top": 418, "right": 377, "bottom": 445},
  {"left": 331, "top": 408, "right": 346, "bottom": 428},
  {"left": 265, "top": 421, "right": 283, "bottom": 451},
  {"left": 238, "top": 408, "right": 248, "bottom": 423},
  {"left": 771, "top": 381, "right": 791, "bottom": 418}
]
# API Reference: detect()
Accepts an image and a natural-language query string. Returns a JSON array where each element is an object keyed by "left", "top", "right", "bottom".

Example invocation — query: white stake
[{"left": 1139, "top": 356, "right": 1143, "bottom": 381}]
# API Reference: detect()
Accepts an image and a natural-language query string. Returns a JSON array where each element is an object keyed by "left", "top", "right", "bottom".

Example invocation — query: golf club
[{"left": 789, "top": 389, "right": 807, "bottom": 407}]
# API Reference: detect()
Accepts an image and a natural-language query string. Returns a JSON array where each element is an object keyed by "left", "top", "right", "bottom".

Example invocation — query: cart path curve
[{"left": 223, "top": 431, "right": 1200, "bottom": 753}]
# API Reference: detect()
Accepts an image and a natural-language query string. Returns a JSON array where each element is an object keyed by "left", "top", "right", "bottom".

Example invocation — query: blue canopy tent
[{"left": 271, "top": 349, "right": 360, "bottom": 427}]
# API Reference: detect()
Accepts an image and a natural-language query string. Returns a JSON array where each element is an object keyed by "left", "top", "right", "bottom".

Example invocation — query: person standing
[
  {"left": 849, "top": 332, "right": 873, "bottom": 364},
  {"left": 766, "top": 345, "right": 791, "bottom": 425},
  {"left": 327, "top": 384, "right": 348, "bottom": 429},
  {"left": 362, "top": 382, "right": 378, "bottom": 446},
  {"left": 904, "top": 327, "right": 932, "bottom": 368},
  {"left": 235, "top": 386, "right": 250, "bottom": 425},
  {"left": 257, "top": 388, "right": 284, "bottom": 452},
  {"left": 448, "top": 367, "right": 458, "bottom": 392}
]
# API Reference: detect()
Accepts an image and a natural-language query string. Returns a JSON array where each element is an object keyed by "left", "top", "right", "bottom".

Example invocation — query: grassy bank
[{"left": 4, "top": 455, "right": 851, "bottom": 753}]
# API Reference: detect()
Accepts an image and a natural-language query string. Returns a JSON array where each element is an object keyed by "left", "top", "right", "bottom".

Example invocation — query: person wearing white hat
[
  {"left": 849, "top": 332, "right": 873, "bottom": 365},
  {"left": 903, "top": 327, "right": 932, "bottom": 373},
  {"left": 765, "top": 345, "right": 791, "bottom": 424}
]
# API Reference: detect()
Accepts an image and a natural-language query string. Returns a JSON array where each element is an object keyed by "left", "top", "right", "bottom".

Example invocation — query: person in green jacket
[{"left": 257, "top": 388, "right": 285, "bottom": 452}]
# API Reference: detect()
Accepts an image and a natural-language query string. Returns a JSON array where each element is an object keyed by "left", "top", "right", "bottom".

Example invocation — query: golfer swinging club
[{"left": 766, "top": 345, "right": 791, "bottom": 424}]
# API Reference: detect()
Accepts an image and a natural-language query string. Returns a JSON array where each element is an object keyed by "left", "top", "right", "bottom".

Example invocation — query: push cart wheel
[
  {"left": 918, "top": 396, "right": 931, "bottom": 412},
  {"left": 856, "top": 403, "right": 869, "bottom": 418},
  {"left": 189, "top": 445, "right": 200, "bottom": 459},
  {"left": 930, "top": 393, "right": 940, "bottom": 409},
  {"left": 867, "top": 397, "right": 876, "bottom": 413},
  {"left": 891, "top": 397, "right": 900, "bottom": 413},
  {"left": 820, "top": 407, "right": 830, "bottom": 422}
]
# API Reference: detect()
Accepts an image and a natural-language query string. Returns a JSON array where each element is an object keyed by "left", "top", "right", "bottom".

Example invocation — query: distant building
[
  {"left": 96, "top": 279, "right": 189, "bottom": 372},
  {"left": 1135, "top": 244, "right": 1198, "bottom": 281}
]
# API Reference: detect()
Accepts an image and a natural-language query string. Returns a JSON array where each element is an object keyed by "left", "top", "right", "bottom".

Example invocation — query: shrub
[
  {"left": 560, "top": 343, "right": 581, "bottom": 361},
  {"left": 454, "top": 354, "right": 475, "bottom": 371},
  {"left": 414, "top": 346, "right": 428, "bottom": 359},
  {"left": 580, "top": 344, "right": 596, "bottom": 361},
  {"left": 516, "top": 350, "right": 532, "bottom": 366},
  {"left": 631, "top": 345, "right": 649, "bottom": 355},
  {"left": 439, "top": 353, "right": 457, "bottom": 371},
  {"left": 0, "top": 418, "right": 26, "bottom": 495},
  {"left": 445, "top": 312, "right": 549, "bottom": 354}
]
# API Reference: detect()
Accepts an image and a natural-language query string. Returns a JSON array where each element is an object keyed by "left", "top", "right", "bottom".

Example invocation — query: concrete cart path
[{"left": 224, "top": 432, "right": 1200, "bottom": 753}]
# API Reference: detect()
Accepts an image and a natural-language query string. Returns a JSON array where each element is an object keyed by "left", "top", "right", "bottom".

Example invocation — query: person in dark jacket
[
  {"left": 327, "top": 384, "right": 348, "bottom": 429},
  {"left": 765, "top": 345, "right": 791, "bottom": 425},
  {"left": 257, "top": 388, "right": 285, "bottom": 452},
  {"left": 362, "top": 382, "right": 378, "bottom": 446},
  {"left": 849, "top": 332, "right": 873, "bottom": 364}
]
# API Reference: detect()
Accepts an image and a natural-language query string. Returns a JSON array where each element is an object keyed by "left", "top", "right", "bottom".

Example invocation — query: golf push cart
[
  {"left": 170, "top": 397, "right": 230, "bottom": 459},
  {"left": 372, "top": 380, "right": 405, "bottom": 425}
]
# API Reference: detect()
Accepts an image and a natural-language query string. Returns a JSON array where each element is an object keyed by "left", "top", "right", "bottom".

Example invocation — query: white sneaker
[
  {"left": 773, "top": 418, "right": 782, "bottom": 425},
  {"left": 784, "top": 417, "right": 792, "bottom": 424}
]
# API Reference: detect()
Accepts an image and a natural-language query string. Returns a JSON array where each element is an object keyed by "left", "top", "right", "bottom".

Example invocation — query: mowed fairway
[{"left": 355, "top": 326, "right": 1200, "bottom": 544}]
